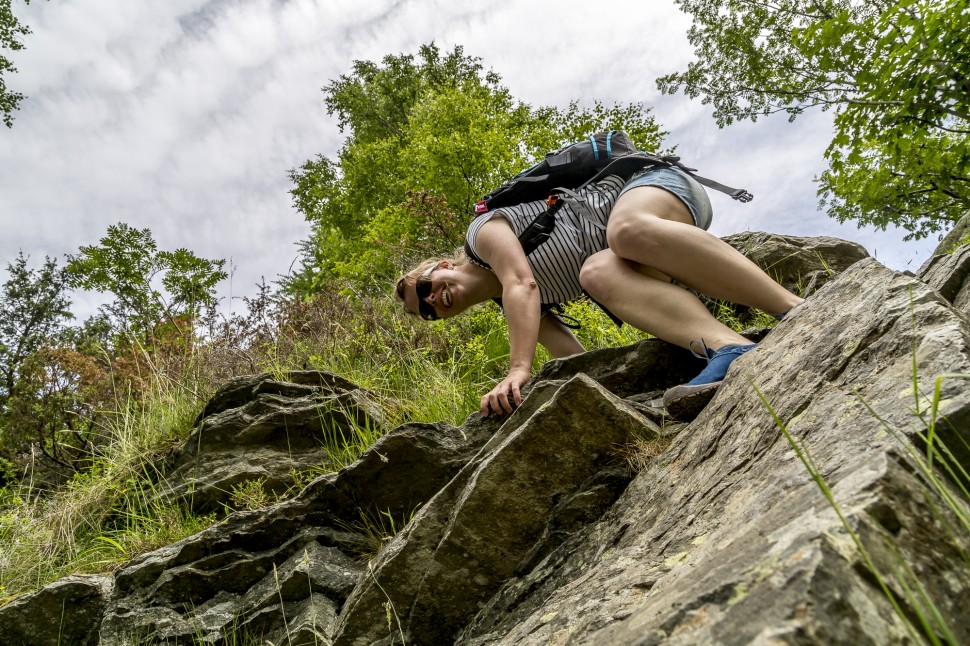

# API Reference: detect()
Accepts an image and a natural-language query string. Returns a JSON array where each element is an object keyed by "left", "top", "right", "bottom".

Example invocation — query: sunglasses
[{"left": 414, "top": 265, "right": 438, "bottom": 321}]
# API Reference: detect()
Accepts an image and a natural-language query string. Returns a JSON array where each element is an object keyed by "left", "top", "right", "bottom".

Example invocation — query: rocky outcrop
[
  {"left": 722, "top": 231, "right": 870, "bottom": 296},
  {"left": 926, "top": 212, "right": 970, "bottom": 258},
  {"left": 333, "top": 375, "right": 657, "bottom": 645},
  {"left": 918, "top": 244, "right": 970, "bottom": 317},
  {"left": 711, "top": 232, "right": 870, "bottom": 327},
  {"left": 0, "top": 575, "right": 113, "bottom": 646},
  {"left": 95, "top": 412, "right": 507, "bottom": 645},
  {"left": 917, "top": 216, "right": 970, "bottom": 318},
  {"left": 2, "top": 234, "right": 970, "bottom": 645},
  {"left": 458, "top": 258, "right": 970, "bottom": 644},
  {"left": 161, "top": 370, "right": 386, "bottom": 512}
]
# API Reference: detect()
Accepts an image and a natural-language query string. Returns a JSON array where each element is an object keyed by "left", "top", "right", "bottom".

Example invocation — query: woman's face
[{"left": 403, "top": 262, "right": 465, "bottom": 320}]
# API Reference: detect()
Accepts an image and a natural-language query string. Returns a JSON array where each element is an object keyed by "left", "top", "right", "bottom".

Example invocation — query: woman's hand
[{"left": 481, "top": 366, "right": 531, "bottom": 417}]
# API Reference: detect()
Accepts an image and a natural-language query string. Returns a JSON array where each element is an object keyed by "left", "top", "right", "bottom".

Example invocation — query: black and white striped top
[{"left": 465, "top": 175, "right": 626, "bottom": 306}]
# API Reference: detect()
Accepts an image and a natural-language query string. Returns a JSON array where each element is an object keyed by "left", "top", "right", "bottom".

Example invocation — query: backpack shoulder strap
[{"left": 579, "top": 152, "right": 754, "bottom": 202}]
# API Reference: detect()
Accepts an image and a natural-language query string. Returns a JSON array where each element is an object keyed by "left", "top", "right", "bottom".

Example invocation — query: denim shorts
[{"left": 617, "top": 166, "right": 713, "bottom": 230}]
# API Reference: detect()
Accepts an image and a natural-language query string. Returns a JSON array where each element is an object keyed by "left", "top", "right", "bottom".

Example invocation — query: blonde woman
[{"left": 395, "top": 167, "right": 802, "bottom": 418}]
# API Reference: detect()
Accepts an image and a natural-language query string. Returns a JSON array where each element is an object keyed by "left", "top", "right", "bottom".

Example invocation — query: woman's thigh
[
  {"left": 605, "top": 186, "right": 696, "bottom": 261},
  {"left": 614, "top": 167, "right": 713, "bottom": 229}
]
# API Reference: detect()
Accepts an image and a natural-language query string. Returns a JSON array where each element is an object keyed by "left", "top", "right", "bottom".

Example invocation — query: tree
[
  {"left": 659, "top": 0, "right": 970, "bottom": 239},
  {"left": 0, "top": 253, "right": 73, "bottom": 484},
  {"left": 67, "top": 223, "right": 228, "bottom": 343},
  {"left": 0, "top": 253, "right": 72, "bottom": 407},
  {"left": 287, "top": 43, "right": 668, "bottom": 293},
  {"left": 1, "top": 0, "right": 39, "bottom": 128}
]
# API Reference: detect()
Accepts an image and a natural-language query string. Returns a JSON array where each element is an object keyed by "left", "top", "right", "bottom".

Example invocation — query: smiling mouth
[{"left": 442, "top": 285, "right": 453, "bottom": 308}]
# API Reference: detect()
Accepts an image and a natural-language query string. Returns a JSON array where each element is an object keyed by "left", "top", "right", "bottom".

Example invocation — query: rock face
[
  {"left": 333, "top": 375, "right": 656, "bottom": 646},
  {"left": 0, "top": 575, "right": 113, "bottom": 646},
  {"left": 459, "top": 258, "right": 970, "bottom": 645},
  {"left": 917, "top": 224, "right": 970, "bottom": 318},
  {"left": 2, "top": 234, "right": 970, "bottom": 646},
  {"left": 162, "top": 370, "right": 386, "bottom": 512},
  {"left": 926, "top": 212, "right": 970, "bottom": 258}
]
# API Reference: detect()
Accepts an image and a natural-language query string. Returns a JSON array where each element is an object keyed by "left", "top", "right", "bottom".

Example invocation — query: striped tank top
[{"left": 465, "top": 175, "right": 626, "bottom": 306}]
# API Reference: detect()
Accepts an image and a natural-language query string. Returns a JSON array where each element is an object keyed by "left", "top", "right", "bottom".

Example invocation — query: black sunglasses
[{"left": 415, "top": 265, "right": 438, "bottom": 321}]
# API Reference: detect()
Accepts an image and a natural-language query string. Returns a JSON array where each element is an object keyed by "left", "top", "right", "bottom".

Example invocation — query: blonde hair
[{"left": 393, "top": 250, "right": 470, "bottom": 315}]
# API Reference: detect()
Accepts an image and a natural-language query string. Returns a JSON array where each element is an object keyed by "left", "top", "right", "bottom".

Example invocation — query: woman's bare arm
[{"left": 475, "top": 217, "right": 542, "bottom": 416}]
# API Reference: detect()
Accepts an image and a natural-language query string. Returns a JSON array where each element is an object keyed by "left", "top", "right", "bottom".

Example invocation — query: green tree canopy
[
  {"left": 287, "top": 43, "right": 668, "bottom": 293},
  {"left": 67, "top": 223, "right": 227, "bottom": 342},
  {"left": 659, "top": 0, "right": 970, "bottom": 239},
  {"left": 0, "top": 253, "right": 72, "bottom": 405}
]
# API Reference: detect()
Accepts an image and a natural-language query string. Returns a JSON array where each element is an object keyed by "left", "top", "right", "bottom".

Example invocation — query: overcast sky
[{"left": 1, "top": 0, "right": 939, "bottom": 319}]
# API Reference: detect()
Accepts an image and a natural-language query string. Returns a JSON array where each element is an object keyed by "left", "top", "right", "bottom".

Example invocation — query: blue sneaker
[
  {"left": 663, "top": 341, "right": 757, "bottom": 419},
  {"left": 685, "top": 342, "right": 757, "bottom": 386}
]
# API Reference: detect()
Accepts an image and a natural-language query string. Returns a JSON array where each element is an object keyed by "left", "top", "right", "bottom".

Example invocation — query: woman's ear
[{"left": 438, "top": 260, "right": 453, "bottom": 270}]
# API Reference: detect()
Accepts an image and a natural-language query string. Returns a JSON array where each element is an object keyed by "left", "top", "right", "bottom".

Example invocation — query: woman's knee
[
  {"left": 579, "top": 252, "right": 616, "bottom": 300},
  {"left": 606, "top": 211, "right": 669, "bottom": 258}
]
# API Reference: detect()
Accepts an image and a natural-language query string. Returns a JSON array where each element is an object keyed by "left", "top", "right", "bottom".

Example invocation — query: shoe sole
[{"left": 663, "top": 381, "right": 723, "bottom": 421}]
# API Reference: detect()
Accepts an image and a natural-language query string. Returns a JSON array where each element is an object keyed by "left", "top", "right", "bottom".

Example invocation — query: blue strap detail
[
  {"left": 606, "top": 130, "right": 614, "bottom": 158},
  {"left": 589, "top": 135, "right": 599, "bottom": 161}
]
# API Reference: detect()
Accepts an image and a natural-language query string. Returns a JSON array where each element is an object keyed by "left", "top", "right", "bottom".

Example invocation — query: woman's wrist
[{"left": 508, "top": 361, "right": 531, "bottom": 374}]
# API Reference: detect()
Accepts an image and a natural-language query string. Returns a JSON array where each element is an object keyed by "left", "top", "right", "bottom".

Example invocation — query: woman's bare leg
[
  {"left": 579, "top": 249, "right": 750, "bottom": 351},
  {"left": 605, "top": 186, "right": 803, "bottom": 318}
]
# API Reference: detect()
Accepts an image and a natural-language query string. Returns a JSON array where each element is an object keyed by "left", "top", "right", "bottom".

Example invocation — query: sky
[{"left": 1, "top": 0, "right": 940, "bottom": 320}]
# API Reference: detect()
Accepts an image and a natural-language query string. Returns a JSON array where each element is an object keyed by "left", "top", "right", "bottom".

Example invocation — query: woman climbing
[{"left": 395, "top": 164, "right": 803, "bottom": 418}]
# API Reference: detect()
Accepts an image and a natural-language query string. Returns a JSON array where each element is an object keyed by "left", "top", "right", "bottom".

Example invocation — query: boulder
[
  {"left": 333, "top": 375, "right": 656, "bottom": 646},
  {"left": 718, "top": 232, "right": 870, "bottom": 326},
  {"left": 97, "top": 413, "right": 506, "bottom": 644},
  {"left": 457, "top": 258, "right": 970, "bottom": 644},
  {"left": 161, "top": 370, "right": 385, "bottom": 513},
  {"left": 529, "top": 337, "right": 703, "bottom": 399},
  {"left": 917, "top": 219, "right": 970, "bottom": 318},
  {"left": 0, "top": 575, "right": 113, "bottom": 646},
  {"left": 925, "top": 211, "right": 970, "bottom": 258},
  {"left": 722, "top": 232, "right": 870, "bottom": 296}
]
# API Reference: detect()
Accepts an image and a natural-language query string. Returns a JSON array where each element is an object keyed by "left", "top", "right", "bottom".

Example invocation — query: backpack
[{"left": 474, "top": 130, "right": 752, "bottom": 216}]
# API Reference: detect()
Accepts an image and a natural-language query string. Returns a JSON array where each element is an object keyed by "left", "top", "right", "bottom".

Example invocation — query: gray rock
[
  {"left": 162, "top": 370, "right": 385, "bottom": 513},
  {"left": 716, "top": 232, "right": 870, "bottom": 327},
  {"left": 530, "top": 337, "right": 704, "bottom": 399},
  {"left": 918, "top": 243, "right": 970, "bottom": 318},
  {"left": 0, "top": 575, "right": 113, "bottom": 646},
  {"left": 97, "top": 412, "right": 504, "bottom": 644},
  {"left": 457, "top": 258, "right": 970, "bottom": 645},
  {"left": 333, "top": 375, "right": 653, "bottom": 645},
  {"left": 924, "top": 211, "right": 970, "bottom": 258},
  {"left": 722, "top": 231, "right": 870, "bottom": 296}
]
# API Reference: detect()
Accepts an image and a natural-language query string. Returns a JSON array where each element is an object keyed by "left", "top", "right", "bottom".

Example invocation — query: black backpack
[{"left": 474, "top": 130, "right": 752, "bottom": 216}]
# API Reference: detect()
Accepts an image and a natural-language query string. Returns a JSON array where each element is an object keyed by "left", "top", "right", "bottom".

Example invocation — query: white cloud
[{"left": 0, "top": 0, "right": 940, "bottom": 321}]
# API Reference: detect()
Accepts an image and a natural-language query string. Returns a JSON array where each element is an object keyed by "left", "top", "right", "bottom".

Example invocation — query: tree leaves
[
  {"left": 66, "top": 223, "right": 227, "bottom": 341},
  {"left": 0, "top": 0, "right": 41, "bottom": 128},
  {"left": 663, "top": 0, "right": 970, "bottom": 238},
  {"left": 0, "top": 253, "right": 72, "bottom": 403}
]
